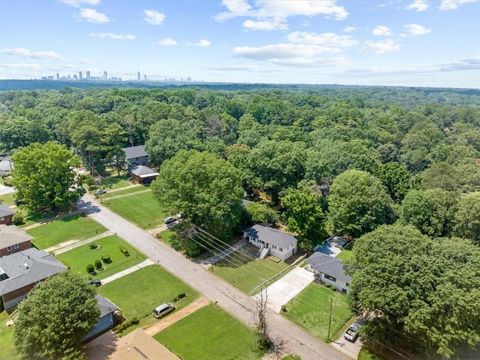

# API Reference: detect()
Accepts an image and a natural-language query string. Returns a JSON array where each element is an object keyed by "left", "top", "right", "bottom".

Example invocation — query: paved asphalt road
[{"left": 80, "top": 193, "right": 351, "bottom": 360}]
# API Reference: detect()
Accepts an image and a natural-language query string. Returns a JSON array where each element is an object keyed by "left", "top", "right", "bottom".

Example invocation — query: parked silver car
[
  {"left": 344, "top": 322, "right": 361, "bottom": 342},
  {"left": 152, "top": 303, "right": 175, "bottom": 319}
]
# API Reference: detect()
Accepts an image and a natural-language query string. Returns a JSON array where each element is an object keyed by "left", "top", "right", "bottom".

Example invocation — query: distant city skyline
[{"left": 0, "top": 0, "right": 480, "bottom": 88}]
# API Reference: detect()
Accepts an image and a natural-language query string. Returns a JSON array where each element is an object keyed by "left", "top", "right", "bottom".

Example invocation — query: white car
[
  {"left": 344, "top": 322, "right": 361, "bottom": 342},
  {"left": 164, "top": 216, "right": 177, "bottom": 225}
]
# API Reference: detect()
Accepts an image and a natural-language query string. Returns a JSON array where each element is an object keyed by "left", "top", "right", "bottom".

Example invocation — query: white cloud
[
  {"left": 216, "top": 0, "right": 348, "bottom": 27},
  {"left": 190, "top": 39, "right": 211, "bottom": 47},
  {"left": 439, "top": 0, "right": 479, "bottom": 10},
  {"left": 158, "top": 38, "right": 177, "bottom": 46},
  {"left": 406, "top": 0, "right": 429, "bottom": 11},
  {"left": 0, "top": 63, "right": 40, "bottom": 69},
  {"left": 144, "top": 9, "right": 165, "bottom": 25},
  {"left": 404, "top": 24, "right": 431, "bottom": 36},
  {"left": 243, "top": 19, "right": 287, "bottom": 31},
  {"left": 78, "top": 8, "right": 109, "bottom": 23},
  {"left": 59, "top": 0, "right": 100, "bottom": 7},
  {"left": 363, "top": 39, "right": 401, "bottom": 54},
  {"left": 2, "top": 48, "right": 63, "bottom": 60},
  {"left": 90, "top": 32, "right": 136, "bottom": 40},
  {"left": 344, "top": 26, "right": 356, "bottom": 33},
  {"left": 372, "top": 25, "right": 392, "bottom": 36},
  {"left": 287, "top": 31, "right": 357, "bottom": 49}
]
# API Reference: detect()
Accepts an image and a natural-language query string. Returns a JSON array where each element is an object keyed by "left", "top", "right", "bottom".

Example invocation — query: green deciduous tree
[
  {"left": 12, "top": 142, "right": 84, "bottom": 211},
  {"left": 377, "top": 162, "right": 412, "bottom": 202},
  {"left": 151, "top": 150, "right": 243, "bottom": 241},
  {"left": 244, "top": 202, "right": 279, "bottom": 225},
  {"left": 350, "top": 224, "right": 480, "bottom": 358},
  {"left": 327, "top": 170, "right": 391, "bottom": 237},
  {"left": 454, "top": 192, "right": 480, "bottom": 242},
  {"left": 14, "top": 272, "right": 99, "bottom": 360},
  {"left": 400, "top": 188, "right": 458, "bottom": 237},
  {"left": 281, "top": 187, "right": 326, "bottom": 251}
]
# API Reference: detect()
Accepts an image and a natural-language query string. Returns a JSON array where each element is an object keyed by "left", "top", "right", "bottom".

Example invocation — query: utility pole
[{"left": 327, "top": 296, "right": 333, "bottom": 341}]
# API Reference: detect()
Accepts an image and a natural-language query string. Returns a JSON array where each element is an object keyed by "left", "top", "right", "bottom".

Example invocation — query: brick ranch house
[
  {"left": 0, "top": 225, "right": 32, "bottom": 257},
  {"left": 0, "top": 203, "right": 14, "bottom": 226},
  {"left": 0, "top": 248, "right": 67, "bottom": 310}
]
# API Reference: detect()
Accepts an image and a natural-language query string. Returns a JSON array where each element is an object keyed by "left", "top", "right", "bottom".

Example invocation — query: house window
[
  {"left": 324, "top": 274, "right": 336, "bottom": 282},
  {"left": 7, "top": 244, "right": 19, "bottom": 252},
  {"left": 279, "top": 247, "right": 283, "bottom": 251}
]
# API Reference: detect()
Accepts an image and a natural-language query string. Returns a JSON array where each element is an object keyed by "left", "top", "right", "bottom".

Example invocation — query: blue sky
[{"left": 0, "top": 0, "right": 479, "bottom": 87}]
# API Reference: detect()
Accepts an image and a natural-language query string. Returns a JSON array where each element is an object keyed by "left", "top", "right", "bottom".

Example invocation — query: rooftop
[
  {"left": 0, "top": 225, "right": 32, "bottom": 249},
  {"left": 96, "top": 294, "right": 118, "bottom": 318},
  {"left": 244, "top": 224, "right": 297, "bottom": 248},
  {"left": 0, "top": 203, "right": 14, "bottom": 218},
  {"left": 130, "top": 165, "right": 158, "bottom": 178},
  {"left": 307, "top": 252, "right": 351, "bottom": 284},
  {"left": 122, "top": 145, "right": 147, "bottom": 160},
  {"left": 0, "top": 248, "right": 67, "bottom": 296}
]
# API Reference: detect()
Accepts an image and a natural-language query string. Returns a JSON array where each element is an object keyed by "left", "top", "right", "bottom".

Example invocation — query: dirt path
[
  {"left": 49, "top": 231, "right": 113, "bottom": 255},
  {"left": 104, "top": 184, "right": 141, "bottom": 194},
  {"left": 22, "top": 210, "right": 84, "bottom": 230},
  {"left": 144, "top": 296, "right": 210, "bottom": 336}
]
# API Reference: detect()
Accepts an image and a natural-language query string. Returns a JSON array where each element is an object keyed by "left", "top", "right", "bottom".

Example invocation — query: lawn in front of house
[
  {"left": 102, "top": 190, "right": 166, "bottom": 229},
  {"left": 27, "top": 214, "right": 107, "bottom": 249},
  {"left": 282, "top": 282, "right": 353, "bottom": 342},
  {"left": 154, "top": 304, "right": 263, "bottom": 360},
  {"left": 0, "top": 312, "right": 16, "bottom": 360},
  {"left": 56, "top": 235, "right": 146, "bottom": 280},
  {"left": 98, "top": 265, "right": 198, "bottom": 332},
  {"left": 336, "top": 249, "right": 354, "bottom": 262},
  {"left": 102, "top": 185, "right": 144, "bottom": 199},
  {"left": 0, "top": 193, "right": 15, "bottom": 206},
  {"left": 100, "top": 174, "right": 132, "bottom": 190},
  {"left": 209, "top": 245, "right": 290, "bottom": 295}
]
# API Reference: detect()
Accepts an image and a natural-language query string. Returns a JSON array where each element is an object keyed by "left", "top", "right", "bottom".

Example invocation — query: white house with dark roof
[
  {"left": 122, "top": 145, "right": 149, "bottom": 166},
  {"left": 306, "top": 252, "right": 351, "bottom": 293},
  {"left": 0, "top": 248, "right": 67, "bottom": 310},
  {"left": 243, "top": 224, "right": 297, "bottom": 261}
]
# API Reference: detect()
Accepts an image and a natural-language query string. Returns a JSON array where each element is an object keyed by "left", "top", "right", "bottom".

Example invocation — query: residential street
[{"left": 79, "top": 193, "right": 351, "bottom": 360}]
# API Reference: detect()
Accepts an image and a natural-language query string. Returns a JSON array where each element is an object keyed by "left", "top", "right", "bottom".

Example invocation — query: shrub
[
  {"left": 245, "top": 202, "right": 279, "bottom": 224},
  {"left": 12, "top": 213, "right": 24, "bottom": 225},
  {"left": 89, "top": 243, "right": 98, "bottom": 250},
  {"left": 86, "top": 264, "right": 95, "bottom": 274},
  {"left": 119, "top": 246, "right": 130, "bottom": 257},
  {"left": 94, "top": 260, "right": 103, "bottom": 270},
  {"left": 281, "top": 305, "right": 288, "bottom": 313},
  {"left": 101, "top": 255, "right": 112, "bottom": 264},
  {"left": 114, "top": 317, "right": 139, "bottom": 333},
  {"left": 2, "top": 176, "right": 13, "bottom": 187},
  {"left": 173, "top": 293, "right": 186, "bottom": 302}
]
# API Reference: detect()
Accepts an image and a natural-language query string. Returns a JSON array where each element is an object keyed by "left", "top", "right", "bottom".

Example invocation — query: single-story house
[
  {"left": 243, "top": 224, "right": 297, "bottom": 261},
  {"left": 129, "top": 165, "right": 158, "bottom": 184},
  {"left": 0, "top": 248, "right": 67, "bottom": 310},
  {"left": 306, "top": 252, "right": 351, "bottom": 293},
  {"left": 314, "top": 235, "right": 350, "bottom": 257},
  {"left": 0, "top": 158, "right": 13, "bottom": 176},
  {"left": 85, "top": 328, "right": 180, "bottom": 360},
  {"left": 0, "top": 203, "right": 14, "bottom": 226},
  {"left": 122, "top": 145, "right": 149, "bottom": 166},
  {"left": 83, "top": 295, "right": 119, "bottom": 342},
  {"left": 0, "top": 225, "right": 32, "bottom": 257}
]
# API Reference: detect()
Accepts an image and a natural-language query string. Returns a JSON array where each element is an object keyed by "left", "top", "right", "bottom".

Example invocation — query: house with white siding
[
  {"left": 306, "top": 252, "right": 351, "bottom": 293},
  {"left": 243, "top": 224, "right": 297, "bottom": 261}
]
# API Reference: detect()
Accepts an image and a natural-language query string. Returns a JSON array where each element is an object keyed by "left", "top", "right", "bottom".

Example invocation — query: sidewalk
[
  {"left": 104, "top": 184, "right": 140, "bottom": 194},
  {"left": 49, "top": 231, "right": 113, "bottom": 255},
  {"left": 101, "top": 258, "right": 155, "bottom": 285},
  {"left": 103, "top": 189, "right": 150, "bottom": 201},
  {"left": 144, "top": 296, "right": 210, "bottom": 336}
]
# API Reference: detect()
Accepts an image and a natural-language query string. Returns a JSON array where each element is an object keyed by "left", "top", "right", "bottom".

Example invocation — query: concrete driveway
[{"left": 255, "top": 266, "right": 314, "bottom": 313}]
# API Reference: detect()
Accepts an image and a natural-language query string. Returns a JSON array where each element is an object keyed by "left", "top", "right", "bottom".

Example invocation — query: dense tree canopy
[
  {"left": 12, "top": 141, "right": 84, "bottom": 211},
  {"left": 327, "top": 170, "right": 392, "bottom": 237},
  {"left": 453, "top": 192, "right": 480, "bottom": 242},
  {"left": 14, "top": 272, "right": 99, "bottom": 360},
  {"left": 350, "top": 224, "right": 480, "bottom": 358}
]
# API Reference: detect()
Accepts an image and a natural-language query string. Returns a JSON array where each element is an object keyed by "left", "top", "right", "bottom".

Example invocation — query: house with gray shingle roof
[
  {"left": 129, "top": 165, "right": 158, "bottom": 184},
  {"left": 306, "top": 252, "right": 351, "bottom": 293},
  {"left": 122, "top": 145, "right": 149, "bottom": 166},
  {"left": 0, "top": 203, "right": 14, "bottom": 226},
  {"left": 0, "top": 248, "right": 67, "bottom": 310},
  {"left": 243, "top": 224, "right": 297, "bottom": 261},
  {"left": 0, "top": 225, "right": 32, "bottom": 257}
]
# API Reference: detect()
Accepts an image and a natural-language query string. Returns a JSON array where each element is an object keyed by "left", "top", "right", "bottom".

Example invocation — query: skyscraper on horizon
[
  {"left": 86, "top": 70, "right": 91, "bottom": 79},
  {"left": 56, "top": 73, "right": 59, "bottom": 80},
  {"left": 103, "top": 71, "right": 107, "bottom": 80},
  {"left": 137, "top": 71, "right": 141, "bottom": 81},
  {"left": 79, "top": 71, "right": 83, "bottom": 80},
  {"left": 144, "top": 74, "right": 147, "bottom": 81}
]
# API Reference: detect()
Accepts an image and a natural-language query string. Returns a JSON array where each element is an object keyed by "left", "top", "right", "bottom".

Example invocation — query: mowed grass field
[
  {"left": 56, "top": 235, "right": 146, "bottom": 279},
  {"left": 210, "top": 245, "right": 290, "bottom": 295},
  {"left": 154, "top": 304, "right": 263, "bottom": 360},
  {"left": 102, "top": 190, "right": 167, "bottom": 229},
  {"left": 28, "top": 214, "right": 106, "bottom": 249},
  {"left": 102, "top": 185, "right": 144, "bottom": 198},
  {"left": 282, "top": 283, "right": 353, "bottom": 342},
  {"left": 98, "top": 265, "right": 198, "bottom": 331},
  {"left": 0, "top": 312, "right": 16, "bottom": 360}
]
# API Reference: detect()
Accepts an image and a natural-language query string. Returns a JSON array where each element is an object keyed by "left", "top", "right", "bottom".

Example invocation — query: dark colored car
[{"left": 89, "top": 279, "right": 102, "bottom": 287}]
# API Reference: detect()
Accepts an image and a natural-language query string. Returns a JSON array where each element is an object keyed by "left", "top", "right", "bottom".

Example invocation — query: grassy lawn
[
  {"left": 27, "top": 214, "right": 107, "bottom": 249},
  {"left": 154, "top": 304, "right": 263, "bottom": 360},
  {"left": 101, "top": 174, "right": 132, "bottom": 190},
  {"left": 56, "top": 235, "right": 146, "bottom": 280},
  {"left": 103, "top": 190, "right": 166, "bottom": 229},
  {"left": 282, "top": 283, "right": 353, "bottom": 342},
  {"left": 210, "top": 245, "right": 290, "bottom": 295},
  {"left": 358, "top": 348, "right": 385, "bottom": 360},
  {"left": 0, "top": 312, "right": 16, "bottom": 360},
  {"left": 157, "top": 229, "right": 180, "bottom": 248},
  {"left": 0, "top": 193, "right": 15, "bottom": 206},
  {"left": 98, "top": 265, "right": 198, "bottom": 332},
  {"left": 336, "top": 249, "right": 354, "bottom": 262},
  {"left": 102, "top": 185, "right": 144, "bottom": 198}
]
